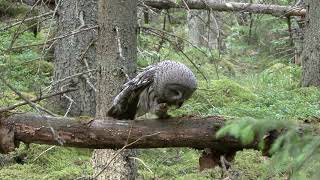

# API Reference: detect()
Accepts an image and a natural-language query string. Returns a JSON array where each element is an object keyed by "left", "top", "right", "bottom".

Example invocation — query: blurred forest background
[{"left": 0, "top": 0, "right": 319, "bottom": 179}]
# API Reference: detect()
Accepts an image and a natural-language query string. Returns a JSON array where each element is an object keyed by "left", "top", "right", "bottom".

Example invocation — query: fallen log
[
  {"left": 0, "top": 113, "right": 263, "bottom": 153},
  {"left": 143, "top": 0, "right": 306, "bottom": 17},
  {"left": 21, "top": 0, "right": 306, "bottom": 18}
]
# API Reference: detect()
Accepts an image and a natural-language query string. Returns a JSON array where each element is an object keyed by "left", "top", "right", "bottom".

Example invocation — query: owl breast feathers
[{"left": 107, "top": 60, "right": 197, "bottom": 120}]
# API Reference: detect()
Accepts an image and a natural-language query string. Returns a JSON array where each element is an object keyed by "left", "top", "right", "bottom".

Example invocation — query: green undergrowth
[
  {"left": 0, "top": 1, "right": 30, "bottom": 18},
  {"left": 137, "top": 149, "right": 283, "bottom": 180},
  {"left": 0, "top": 24, "right": 84, "bottom": 179},
  {"left": 173, "top": 62, "right": 319, "bottom": 121},
  {"left": 0, "top": 144, "right": 92, "bottom": 179},
  {"left": 138, "top": 148, "right": 205, "bottom": 179},
  {"left": 0, "top": 23, "right": 51, "bottom": 92}
]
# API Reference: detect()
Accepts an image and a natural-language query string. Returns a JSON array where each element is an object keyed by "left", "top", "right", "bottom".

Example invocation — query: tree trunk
[
  {"left": 187, "top": 10, "right": 220, "bottom": 49},
  {"left": 52, "top": 0, "right": 97, "bottom": 116},
  {"left": 301, "top": 0, "right": 320, "bottom": 86},
  {"left": 292, "top": 17, "right": 304, "bottom": 65},
  {"left": 92, "top": 0, "right": 138, "bottom": 179},
  {"left": 137, "top": 6, "right": 161, "bottom": 26}
]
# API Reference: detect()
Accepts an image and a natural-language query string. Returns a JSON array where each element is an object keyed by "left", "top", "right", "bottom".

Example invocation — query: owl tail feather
[
  {"left": 107, "top": 104, "right": 136, "bottom": 120},
  {"left": 107, "top": 105, "right": 118, "bottom": 118}
]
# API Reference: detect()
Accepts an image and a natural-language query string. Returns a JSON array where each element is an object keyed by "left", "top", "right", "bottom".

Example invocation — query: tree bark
[
  {"left": 143, "top": 0, "right": 306, "bottom": 17},
  {"left": 0, "top": 113, "right": 259, "bottom": 152},
  {"left": 52, "top": 0, "right": 97, "bottom": 116},
  {"left": 92, "top": 0, "right": 138, "bottom": 179},
  {"left": 301, "top": 0, "right": 320, "bottom": 87}
]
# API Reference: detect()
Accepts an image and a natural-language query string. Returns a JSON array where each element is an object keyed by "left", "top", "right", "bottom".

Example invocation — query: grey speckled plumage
[{"left": 107, "top": 60, "right": 197, "bottom": 120}]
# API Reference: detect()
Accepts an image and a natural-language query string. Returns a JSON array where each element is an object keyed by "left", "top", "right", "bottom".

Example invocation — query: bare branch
[
  {"left": 49, "top": 69, "right": 97, "bottom": 88},
  {"left": 1, "top": 11, "right": 54, "bottom": 32},
  {"left": 0, "top": 76, "right": 57, "bottom": 116},
  {"left": 7, "top": 0, "right": 42, "bottom": 51},
  {"left": 141, "top": 27, "right": 209, "bottom": 82},
  {"left": 0, "top": 88, "right": 78, "bottom": 113},
  {"left": 9, "top": 25, "right": 99, "bottom": 51}
]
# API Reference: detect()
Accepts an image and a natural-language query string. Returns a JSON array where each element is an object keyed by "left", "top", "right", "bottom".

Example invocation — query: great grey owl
[{"left": 107, "top": 60, "right": 197, "bottom": 120}]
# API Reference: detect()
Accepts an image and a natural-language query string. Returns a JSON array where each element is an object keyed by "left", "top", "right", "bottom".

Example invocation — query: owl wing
[{"left": 107, "top": 65, "right": 157, "bottom": 120}]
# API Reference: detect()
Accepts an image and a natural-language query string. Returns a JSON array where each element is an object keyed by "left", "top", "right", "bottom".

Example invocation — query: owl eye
[
  {"left": 172, "top": 90, "right": 179, "bottom": 96},
  {"left": 171, "top": 90, "right": 183, "bottom": 100},
  {"left": 171, "top": 90, "right": 180, "bottom": 96}
]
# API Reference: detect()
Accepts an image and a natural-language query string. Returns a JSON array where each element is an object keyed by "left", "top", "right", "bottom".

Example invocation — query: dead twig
[
  {"left": 47, "top": 69, "right": 97, "bottom": 91},
  {"left": 78, "top": 38, "right": 97, "bottom": 92},
  {"left": 40, "top": 0, "right": 62, "bottom": 60},
  {"left": 60, "top": 84, "right": 75, "bottom": 117},
  {"left": 7, "top": 0, "right": 42, "bottom": 51},
  {"left": 32, "top": 145, "right": 56, "bottom": 162},
  {"left": 1, "top": 11, "right": 54, "bottom": 32},
  {"left": 130, "top": 157, "right": 155, "bottom": 178},
  {"left": 9, "top": 25, "right": 99, "bottom": 51},
  {"left": 0, "top": 76, "right": 57, "bottom": 116},
  {"left": 0, "top": 88, "right": 78, "bottom": 113},
  {"left": 142, "top": 27, "right": 208, "bottom": 82},
  {"left": 141, "top": 26, "right": 208, "bottom": 57},
  {"left": 179, "top": 50, "right": 209, "bottom": 83},
  {"left": 115, "top": 26, "right": 131, "bottom": 82}
]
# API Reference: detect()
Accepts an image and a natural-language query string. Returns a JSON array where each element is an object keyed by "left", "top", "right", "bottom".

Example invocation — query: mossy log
[
  {"left": 144, "top": 0, "right": 305, "bottom": 17},
  {"left": 0, "top": 113, "right": 269, "bottom": 154}
]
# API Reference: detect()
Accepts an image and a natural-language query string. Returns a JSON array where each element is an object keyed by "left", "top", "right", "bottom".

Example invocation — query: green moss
[
  {"left": 260, "top": 63, "right": 302, "bottom": 90},
  {"left": 291, "top": 86, "right": 320, "bottom": 97},
  {"left": 175, "top": 171, "right": 219, "bottom": 180},
  {"left": 14, "top": 92, "right": 36, "bottom": 100},
  {"left": 264, "top": 63, "right": 288, "bottom": 73},
  {"left": 25, "top": 60, "right": 54, "bottom": 76},
  {"left": 173, "top": 79, "right": 257, "bottom": 116},
  {"left": 233, "top": 150, "right": 285, "bottom": 180},
  {"left": 220, "top": 59, "right": 236, "bottom": 77},
  {"left": 0, "top": 1, "right": 30, "bottom": 18},
  {"left": 200, "top": 79, "right": 257, "bottom": 105},
  {"left": 0, "top": 164, "right": 45, "bottom": 180},
  {"left": 75, "top": 116, "right": 94, "bottom": 123},
  {"left": 0, "top": 144, "right": 93, "bottom": 180},
  {"left": 0, "top": 91, "right": 34, "bottom": 112},
  {"left": 138, "top": 148, "right": 203, "bottom": 179}
]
